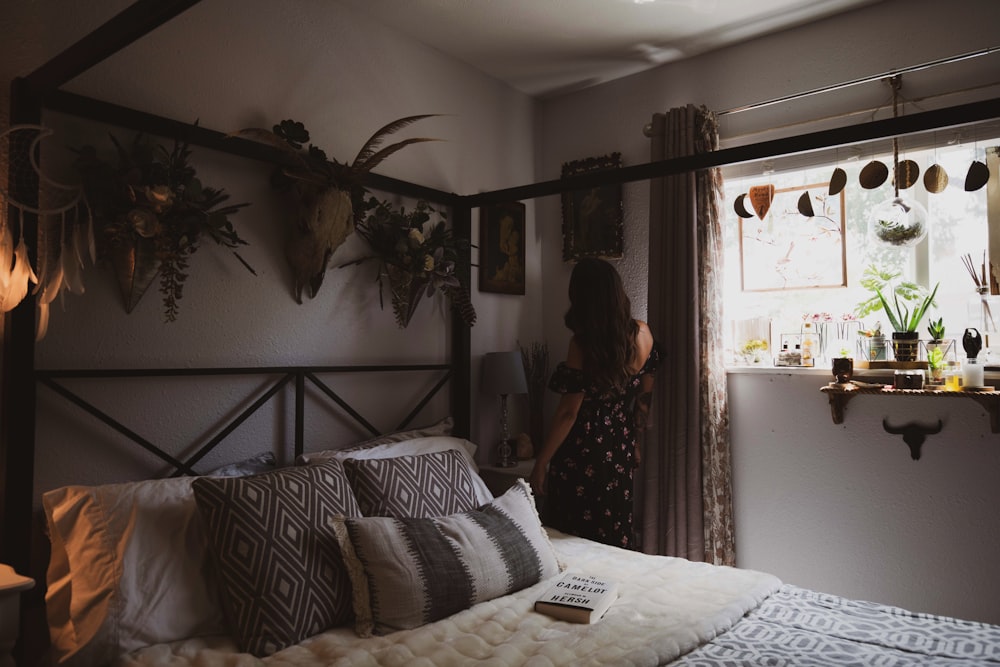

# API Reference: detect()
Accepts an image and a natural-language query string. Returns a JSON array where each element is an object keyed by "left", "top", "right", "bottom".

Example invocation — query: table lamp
[{"left": 482, "top": 351, "right": 528, "bottom": 467}]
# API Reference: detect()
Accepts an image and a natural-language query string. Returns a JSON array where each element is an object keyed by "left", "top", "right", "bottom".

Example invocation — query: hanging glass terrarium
[
  {"left": 868, "top": 75, "right": 929, "bottom": 249},
  {"left": 869, "top": 195, "right": 928, "bottom": 247}
]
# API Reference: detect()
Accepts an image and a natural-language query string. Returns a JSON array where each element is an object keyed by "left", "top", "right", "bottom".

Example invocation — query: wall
[
  {"left": 534, "top": 0, "right": 1000, "bottom": 624},
  {"left": 0, "top": 0, "right": 543, "bottom": 495}
]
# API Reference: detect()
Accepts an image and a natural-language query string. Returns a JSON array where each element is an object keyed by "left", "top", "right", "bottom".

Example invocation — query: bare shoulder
[{"left": 631, "top": 320, "right": 655, "bottom": 370}]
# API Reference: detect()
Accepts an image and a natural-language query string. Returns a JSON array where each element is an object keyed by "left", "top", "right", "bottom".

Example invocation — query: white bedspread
[{"left": 120, "top": 530, "right": 781, "bottom": 667}]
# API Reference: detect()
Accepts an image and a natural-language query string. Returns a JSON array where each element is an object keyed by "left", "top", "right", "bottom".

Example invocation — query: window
[{"left": 722, "top": 140, "right": 998, "bottom": 367}]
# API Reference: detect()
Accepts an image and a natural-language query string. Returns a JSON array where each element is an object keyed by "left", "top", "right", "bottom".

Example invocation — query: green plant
[
  {"left": 926, "top": 346, "right": 946, "bottom": 371},
  {"left": 854, "top": 265, "right": 939, "bottom": 333},
  {"left": 927, "top": 317, "right": 946, "bottom": 341}
]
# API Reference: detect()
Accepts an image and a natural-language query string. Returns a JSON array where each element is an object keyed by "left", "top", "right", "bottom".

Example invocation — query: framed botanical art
[
  {"left": 739, "top": 182, "right": 846, "bottom": 292},
  {"left": 560, "top": 153, "right": 624, "bottom": 261},
  {"left": 479, "top": 200, "right": 526, "bottom": 295}
]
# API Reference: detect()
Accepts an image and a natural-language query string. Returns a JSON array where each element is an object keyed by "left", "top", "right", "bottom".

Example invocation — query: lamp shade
[{"left": 482, "top": 351, "right": 528, "bottom": 396}]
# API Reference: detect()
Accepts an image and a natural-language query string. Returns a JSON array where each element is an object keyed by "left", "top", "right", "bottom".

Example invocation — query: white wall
[
  {"left": 534, "top": 0, "right": 1000, "bottom": 624},
  {"left": 0, "top": 0, "right": 543, "bottom": 494}
]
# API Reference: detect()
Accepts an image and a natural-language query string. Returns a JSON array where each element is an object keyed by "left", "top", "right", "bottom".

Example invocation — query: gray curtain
[{"left": 641, "top": 104, "right": 735, "bottom": 565}]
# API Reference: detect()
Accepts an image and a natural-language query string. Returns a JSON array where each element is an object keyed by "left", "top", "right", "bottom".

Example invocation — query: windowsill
[{"left": 726, "top": 365, "right": 1000, "bottom": 381}]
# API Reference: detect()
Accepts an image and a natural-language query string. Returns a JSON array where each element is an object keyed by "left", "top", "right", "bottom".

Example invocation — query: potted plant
[
  {"left": 854, "top": 264, "right": 939, "bottom": 362},
  {"left": 926, "top": 345, "right": 946, "bottom": 384}
]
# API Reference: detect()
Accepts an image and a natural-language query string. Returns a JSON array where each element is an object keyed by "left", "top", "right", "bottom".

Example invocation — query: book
[{"left": 534, "top": 572, "right": 619, "bottom": 623}]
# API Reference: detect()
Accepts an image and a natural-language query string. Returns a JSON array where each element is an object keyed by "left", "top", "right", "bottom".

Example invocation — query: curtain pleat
[{"left": 643, "top": 105, "right": 735, "bottom": 565}]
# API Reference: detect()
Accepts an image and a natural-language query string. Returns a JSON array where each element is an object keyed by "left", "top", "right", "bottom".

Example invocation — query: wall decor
[
  {"left": 233, "top": 116, "right": 440, "bottom": 304},
  {"left": 560, "top": 153, "right": 624, "bottom": 261},
  {"left": 349, "top": 197, "right": 476, "bottom": 329},
  {"left": 739, "top": 182, "right": 846, "bottom": 292},
  {"left": 479, "top": 201, "right": 526, "bottom": 295},
  {"left": 74, "top": 132, "right": 252, "bottom": 321}
]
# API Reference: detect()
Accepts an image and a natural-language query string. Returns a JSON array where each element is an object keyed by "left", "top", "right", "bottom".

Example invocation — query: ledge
[{"left": 819, "top": 383, "right": 1000, "bottom": 432}]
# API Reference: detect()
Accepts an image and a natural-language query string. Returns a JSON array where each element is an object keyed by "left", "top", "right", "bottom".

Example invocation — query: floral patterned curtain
[{"left": 641, "top": 104, "right": 735, "bottom": 566}]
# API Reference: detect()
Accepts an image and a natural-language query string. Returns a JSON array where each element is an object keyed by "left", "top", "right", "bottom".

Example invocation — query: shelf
[
  {"left": 820, "top": 383, "right": 1000, "bottom": 431},
  {"left": 820, "top": 383, "right": 1000, "bottom": 459}
]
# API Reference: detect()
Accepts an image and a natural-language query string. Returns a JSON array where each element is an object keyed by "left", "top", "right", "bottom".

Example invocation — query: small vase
[{"left": 891, "top": 331, "right": 920, "bottom": 362}]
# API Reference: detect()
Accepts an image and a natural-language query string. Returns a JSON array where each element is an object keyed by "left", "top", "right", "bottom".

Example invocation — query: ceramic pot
[{"left": 892, "top": 331, "right": 920, "bottom": 362}]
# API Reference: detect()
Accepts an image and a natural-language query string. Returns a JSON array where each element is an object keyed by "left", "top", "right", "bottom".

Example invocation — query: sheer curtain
[{"left": 641, "top": 104, "right": 735, "bottom": 565}]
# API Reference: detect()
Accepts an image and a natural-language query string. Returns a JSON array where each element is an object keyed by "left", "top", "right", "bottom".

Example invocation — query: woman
[{"left": 529, "top": 258, "right": 660, "bottom": 549}]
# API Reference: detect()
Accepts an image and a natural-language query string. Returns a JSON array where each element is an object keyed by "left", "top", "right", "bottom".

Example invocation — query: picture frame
[
  {"left": 560, "top": 153, "right": 624, "bottom": 262},
  {"left": 739, "top": 182, "right": 846, "bottom": 292},
  {"left": 479, "top": 200, "right": 526, "bottom": 295}
]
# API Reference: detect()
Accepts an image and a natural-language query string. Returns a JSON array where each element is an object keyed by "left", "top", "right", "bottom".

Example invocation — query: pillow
[
  {"left": 192, "top": 458, "right": 361, "bottom": 657},
  {"left": 296, "top": 416, "right": 454, "bottom": 464},
  {"left": 332, "top": 479, "right": 561, "bottom": 637},
  {"left": 305, "top": 434, "right": 494, "bottom": 505},
  {"left": 205, "top": 451, "right": 276, "bottom": 477},
  {"left": 42, "top": 477, "right": 226, "bottom": 666},
  {"left": 344, "top": 449, "right": 482, "bottom": 517}
]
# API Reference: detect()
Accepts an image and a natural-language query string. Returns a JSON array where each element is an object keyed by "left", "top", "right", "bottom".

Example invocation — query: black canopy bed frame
[{"left": 3, "top": 0, "right": 999, "bottom": 661}]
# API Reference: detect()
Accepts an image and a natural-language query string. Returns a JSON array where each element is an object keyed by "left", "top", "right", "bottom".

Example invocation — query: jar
[
  {"left": 962, "top": 358, "right": 985, "bottom": 389},
  {"left": 943, "top": 361, "right": 963, "bottom": 391}
]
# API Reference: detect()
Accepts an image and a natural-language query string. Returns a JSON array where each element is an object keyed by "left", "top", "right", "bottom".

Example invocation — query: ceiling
[{"left": 341, "top": 0, "right": 883, "bottom": 98}]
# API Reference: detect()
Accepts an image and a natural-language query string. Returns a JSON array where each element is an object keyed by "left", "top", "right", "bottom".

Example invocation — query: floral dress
[{"left": 543, "top": 343, "right": 661, "bottom": 549}]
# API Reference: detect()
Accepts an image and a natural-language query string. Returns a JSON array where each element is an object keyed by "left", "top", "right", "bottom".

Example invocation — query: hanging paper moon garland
[
  {"left": 748, "top": 184, "right": 775, "bottom": 219},
  {"left": 894, "top": 159, "right": 920, "bottom": 189},
  {"left": 733, "top": 193, "right": 754, "bottom": 218},
  {"left": 965, "top": 160, "right": 990, "bottom": 191},
  {"left": 828, "top": 167, "right": 847, "bottom": 195},
  {"left": 797, "top": 191, "right": 815, "bottom": 217},
  {"left": 859, "top": 160, "right": 889, "bottom": 189},
  {"left": 923, "top": 163, "right": 949, "bottom": 193}
]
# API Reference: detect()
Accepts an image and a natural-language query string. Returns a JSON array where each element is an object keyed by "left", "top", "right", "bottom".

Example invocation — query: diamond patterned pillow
[
  {"left": 191, "top": 459, "right": 361, "bottom": 656},
  {"left": 343, "top": 449, "right": 482, "bottom": 517}
]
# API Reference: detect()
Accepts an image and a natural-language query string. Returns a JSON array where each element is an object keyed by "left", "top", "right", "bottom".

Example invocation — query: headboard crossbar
[{"left": 37, "top": 364, "right": 452, "bottom": 478}]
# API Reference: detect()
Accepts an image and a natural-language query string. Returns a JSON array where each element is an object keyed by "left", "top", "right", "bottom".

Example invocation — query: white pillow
[
  {"left": 308, "top": 436, "right": 493, "bottom": 504},
  {"left": 43, "top": 477, "right": 226, "bottom": 666},
  {"left": 296, "top": 416, "right": 454, "bottom": 465}
]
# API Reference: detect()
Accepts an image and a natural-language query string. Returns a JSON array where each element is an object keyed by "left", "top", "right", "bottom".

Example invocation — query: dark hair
[{"left": 564, "top": 258, "right": 638, "bottom": 392}]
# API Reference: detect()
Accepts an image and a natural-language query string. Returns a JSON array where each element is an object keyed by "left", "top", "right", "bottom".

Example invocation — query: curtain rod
[{"left": 716, "top": 46, "right": 998, "bottom": 117}]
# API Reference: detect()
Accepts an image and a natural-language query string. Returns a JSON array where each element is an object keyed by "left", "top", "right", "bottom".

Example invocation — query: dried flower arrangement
[
  {"left": 74, "top": 133, "right": 252, "bottom": 321},
  {"left": 345, "top": 197, "right": 475, "bottom": 328}
]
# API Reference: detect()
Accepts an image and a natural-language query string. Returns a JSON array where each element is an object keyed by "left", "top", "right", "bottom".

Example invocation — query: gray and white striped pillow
[{"left": 332, "top": 479, "right": 561, "bottom": 636}]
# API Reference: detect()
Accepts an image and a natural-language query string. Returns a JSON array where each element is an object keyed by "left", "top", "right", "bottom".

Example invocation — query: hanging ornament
[
  {"left": 870, "top": 196, "right": 928, "bottom": 247},
  {"left": 733, "top": 193, "right": 754, "bottom": 218},
  {"left": 748, "top": 184, "right": 775, "bottom": 220},
  {"left": 894, "top": 159, "right": 920, "bottom": 189},
  {"left": 859, "top": 159, "right": 888, "bottom": 189},
  {"left": 923, "top": 163, "right": 949, "bottom": 193},
  {"left": 797, "top": 191, "right": 815, "bottom": 217},
  {"left": 965, "top": 160, "right": 990, "bottom": 191},
  {"left": 828, "top": 167, "right": 847, "bottom": 195},
  {"left": 869, "top": 75, "right": 928, "bottom": 248}
]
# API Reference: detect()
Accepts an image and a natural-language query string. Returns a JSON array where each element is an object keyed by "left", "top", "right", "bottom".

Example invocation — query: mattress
[
  {"left": 119, "top": 530, "right": 1000, "bottom": 666},
  {"left": 120, "top": 529, "right": 781, "bottom": 666}
]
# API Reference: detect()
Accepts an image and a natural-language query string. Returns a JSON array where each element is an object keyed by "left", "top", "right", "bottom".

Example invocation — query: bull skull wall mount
[{"left": 233, "top": 116, "right": 440, "bottom": 303}]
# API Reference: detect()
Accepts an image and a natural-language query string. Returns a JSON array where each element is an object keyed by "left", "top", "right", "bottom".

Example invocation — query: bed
[{"left": 33, "top": 428, "right": 1000, "bottom": 667}]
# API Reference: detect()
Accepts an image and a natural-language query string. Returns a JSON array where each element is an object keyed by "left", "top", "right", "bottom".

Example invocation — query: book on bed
[{"left": 534, "top": 572, "right": 618, "bottom": 623}]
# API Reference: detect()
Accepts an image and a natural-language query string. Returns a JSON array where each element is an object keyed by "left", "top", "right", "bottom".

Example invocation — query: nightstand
[
  {"left": 479, "top": 458, "right": 536, "bottom": 497},
  {"left": 0, "top": 564, "right": 33, "bottom": 667}
]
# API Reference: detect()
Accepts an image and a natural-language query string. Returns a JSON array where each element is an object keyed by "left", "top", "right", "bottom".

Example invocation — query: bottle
[
  {"left": 963, "top": 357, "right": 985, "bottom": 389},
  {"left": 944, "top": 361, "right": 963, "bottom": 391}
]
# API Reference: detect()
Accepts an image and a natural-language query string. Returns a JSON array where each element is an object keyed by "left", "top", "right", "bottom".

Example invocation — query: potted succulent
[{"left": 855, "top": 264, "right": 939, "bottom": 362}]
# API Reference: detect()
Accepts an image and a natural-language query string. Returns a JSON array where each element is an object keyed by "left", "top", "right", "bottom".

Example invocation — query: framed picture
[
  {"left": 739, "top": 182, "right": 846, "bottom": 292},
  {"left": 560, "top": 153, "right": 624, "bottom": 261},
  {"left": 479, "top": 200, "right": 526, "bottom": 295}
]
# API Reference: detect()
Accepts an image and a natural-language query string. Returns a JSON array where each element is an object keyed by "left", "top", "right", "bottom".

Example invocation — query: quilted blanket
[{"left": 120, "top": 530, "right": 781, "bottom": 666}]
